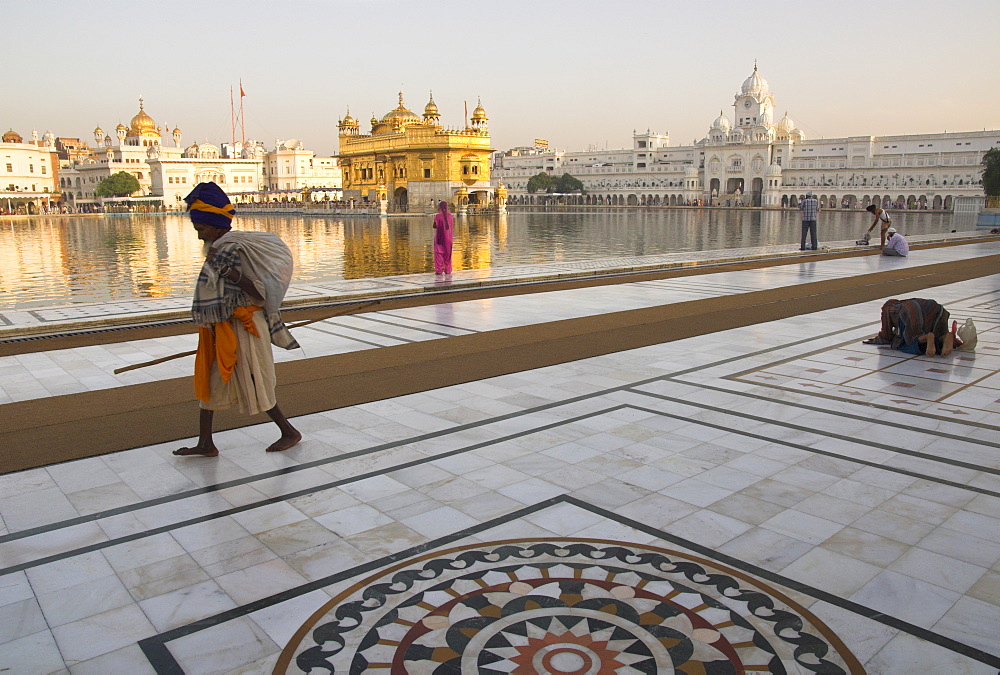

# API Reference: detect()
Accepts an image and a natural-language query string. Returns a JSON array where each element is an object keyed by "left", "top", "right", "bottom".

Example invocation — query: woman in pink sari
[{"left": 432, "top": 200, "right": 454, "bottom": 274}]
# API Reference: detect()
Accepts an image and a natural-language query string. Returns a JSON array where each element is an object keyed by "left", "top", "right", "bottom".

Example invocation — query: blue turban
[{"left": 184, "top": 182, "right": 235, "bottom": 229}]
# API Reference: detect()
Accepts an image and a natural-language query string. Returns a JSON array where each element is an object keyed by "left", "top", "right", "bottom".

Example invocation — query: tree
[
  {"left": 526, "top": 172, "right": 553, "bottom": 194},
  {"left": 554, "top": 173, "right": 585, "bottom": 194},
  {"left": 982, "top": 148, "right": 1000, "bottom": 197},
  {"left": 95, "top": 171, "right": 141, "bottom": 198}
]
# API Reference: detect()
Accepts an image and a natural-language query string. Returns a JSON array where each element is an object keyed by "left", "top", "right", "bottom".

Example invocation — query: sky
[{"left": 4, "top": 0, "right": 999, "bottom": 157}]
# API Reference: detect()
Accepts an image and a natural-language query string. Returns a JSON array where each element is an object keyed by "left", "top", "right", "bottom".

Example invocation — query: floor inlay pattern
[{"left": 277, "top": 539, "right": 863, "bottom": 674}]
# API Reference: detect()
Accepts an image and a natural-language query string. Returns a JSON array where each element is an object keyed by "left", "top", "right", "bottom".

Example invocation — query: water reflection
[{"left": 0, "top": 209, "right": 970, "bottom": 310}]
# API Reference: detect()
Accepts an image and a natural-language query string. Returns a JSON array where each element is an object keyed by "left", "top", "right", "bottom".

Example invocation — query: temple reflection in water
[{"left": 0, "top": 209, "right": 966, "bottom": 310}]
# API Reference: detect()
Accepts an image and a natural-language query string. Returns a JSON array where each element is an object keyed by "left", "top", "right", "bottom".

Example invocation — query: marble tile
[
  {"left": 313, "top": 504, "right": 393, "bottom": 537},
  {"left": 0, "top": 629, "right": 66, "bottom": 673},
  {"left": 138, "top": 579, "right": 237, "bottom": 632},
  {"left": 248, "top": 589, "right": 330, "bottom": 650},
  {"left": 168, "top": 617, "right": 278, "bottom": 674},
  {"left": 36, "top": 574, "right": 133, "bottom": 628},
  {"left": 865, "top": 632, "right": 994, "bottom": 674},
  {"left": 666, "top": 509, "right": 753, "bottom": 549},
  {"left": 283, "top": 539, "right": 373, "bottom": 582},
  {"left": 24, "top": 551, "right": 115, "bottom": 596},
  {"left": 781, "top": 547, "right": 882, "bottom": 596},
  {"left": 256, "top": 519, "right": 340, "bottom": 557},
  {"left": 214, "top": 558, "right": 307, "bottom": 606},
  {"left": 888, "top": 547, "right": 987, "bottom": 594},
  {"left": 761, "top": 508, "right": 844, "bottom": 546},
  {"left": 50, "top": 603, "right": 155, "bottom": 665},
  {"left": 189, "top": 535, "right": 278, "bottom": 577},
  {"left": 707, "top": 492, "right": 786, "bottom": 526},
  {"left": 69, "top": 642, "right": 156, "bottom": 675},
  {"left": 119, "top": 553, "right": 212, "bottom": 601},
  {"left": 717, "top": 526, "right": 814, "bottom": 570},
  {"left": 344, "top": 521, "right": 426, "bottom": 557},
  {"left": 849, "top": 569, "right": 961, "bottom": 629},
  {"left": 0, "top": 597, "right": 48, "bottom": 645},
  {"left": 400, "top": 505, "right": 479, "bottom": 538},
  {"left": 229, "top": 502, "right": 308, "bottom": 536},
  {"left": 821, "top": 526, "right": 910, "bottom": 568}
]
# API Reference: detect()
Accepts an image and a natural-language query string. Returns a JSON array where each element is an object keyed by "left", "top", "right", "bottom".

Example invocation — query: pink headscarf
[{"left": 436, "top": 200, "right": 453, "bottom": 228}]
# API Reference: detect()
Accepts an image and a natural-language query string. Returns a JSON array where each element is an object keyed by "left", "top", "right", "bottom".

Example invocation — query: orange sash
[{"left": 194, "top": 306, "right": 262, "bottom": 402}]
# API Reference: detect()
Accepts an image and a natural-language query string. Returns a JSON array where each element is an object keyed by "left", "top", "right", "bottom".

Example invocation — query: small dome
[
  {"left": 471, "top": 99, "right": 487, "bottom": 121},
  {"left": 185, "top": 142, "right": 199, "bottom": 155},
  {"left": 381, "top": 92, "right": 421, "bottom": 128},
  {"left": 711, "top": 111, "right": 731, "bottom": 131},
  {"left": 684, "top": 166, "right": 698, "bottom": 177},
  {"left": 766, "top": 162, "right": 782, "bottom": 176},
  {"left": 2, "top": 129, "right": 23, "bottom": 143},
  {"left": 172, "top": 127, "right": 182, "bottom": 134},
  {"left": 116, "top": 123, "right": 128, "bottom": 131},
  {"left": 776, "top": 112, "right": 794, "bottom": 133},
  {"left": 741, "top": 62, "right": 769, "bottom": 96},
  {"left": 424, "top": 93, "right": 439, "bottom": 117}
]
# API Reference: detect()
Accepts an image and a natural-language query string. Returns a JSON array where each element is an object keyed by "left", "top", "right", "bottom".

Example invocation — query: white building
[
  {"left": 263, "top": 139, "right": 341, "bottom": 193},
  {"left": 60, "top": 98, "right": 340, "bottom": 211},
  {"left": 495, "top": 64, "right": 1000, "bottom": 211},
  {"left": 1, "top": 128, "right": 59, "bottom": 213}
]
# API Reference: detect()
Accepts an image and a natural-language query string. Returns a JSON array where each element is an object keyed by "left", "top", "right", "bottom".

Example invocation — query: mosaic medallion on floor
[{"left": 276, "top": 538, "right": 862, "bottom": 674}]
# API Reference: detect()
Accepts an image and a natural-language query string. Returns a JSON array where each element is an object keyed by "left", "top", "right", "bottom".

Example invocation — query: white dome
[
  {"left": 711, "top": 111, "right": 731, "bottom": 131},
  {"left": 741, "top": 63, "right": 769, "bottom": 96},
  {"left": 776, "top": 112, "right": 794, "bottom": 133},
  {"left": 684, "top": 165, "right": 698, "bottom": 177},
  {"left": 766, "top": 162, "right": 782, "bottom": 176}
]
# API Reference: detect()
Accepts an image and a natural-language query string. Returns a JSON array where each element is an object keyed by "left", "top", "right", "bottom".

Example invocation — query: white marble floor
[{"left": 0, "top": 240, "right": 998, "bottom": 673}]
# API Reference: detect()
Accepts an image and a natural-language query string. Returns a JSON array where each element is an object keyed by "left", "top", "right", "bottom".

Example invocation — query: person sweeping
[{"left": 173, "top": 182, "right": 301, "bottom": 457}]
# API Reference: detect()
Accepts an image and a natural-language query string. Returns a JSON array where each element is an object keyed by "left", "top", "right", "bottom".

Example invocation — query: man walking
[
  {"left": 174, "top": 182, "right": 301, "bottom": 457},
  {"left": 799, "top": 191, "right": 819, "bottom": 251}
]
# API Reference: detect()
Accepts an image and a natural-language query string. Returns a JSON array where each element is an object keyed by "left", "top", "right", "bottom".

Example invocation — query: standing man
[
  {"left": 799, "top": 190, "right": 819, "bottom": 251},
  {"left": 174, "top": 182, "right": 301, "bottom": 457},
  {"left": 881, "top": 227, "right": 909, "bottom": 256}
]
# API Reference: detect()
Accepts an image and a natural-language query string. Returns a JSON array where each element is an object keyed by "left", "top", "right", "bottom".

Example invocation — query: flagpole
[
  {"left": 229, "top": 87, "right": 235, "bottom": 148},
  {"left": 239, "top": 80, "right": 246, "bottom": 146}
]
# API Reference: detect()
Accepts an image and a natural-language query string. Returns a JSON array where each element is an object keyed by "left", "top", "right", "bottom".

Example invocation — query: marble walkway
[{"left": 0, "top": 235, "right": 998, "bottom": 673}]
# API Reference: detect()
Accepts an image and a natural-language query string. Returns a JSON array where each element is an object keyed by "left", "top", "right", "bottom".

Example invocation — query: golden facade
[{"left": 337, "top": 92, "right": 495, "bottom": 211}]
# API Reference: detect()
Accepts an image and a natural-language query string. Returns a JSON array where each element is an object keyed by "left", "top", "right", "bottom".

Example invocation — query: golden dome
[
  {"left": 471, "top": 98, "right": 487, "bottom": 121},
  {"left": 93, "top": 125, "right": 104, "bottom": 135},
  {"left": 381, "top": 91, "right": 421, "bottom": 129},
  {"left": 172, "top": 127, "right": 182, "bottom": 134},
  {"left": 3, "top": 129, "right": 23, "bottom": 143},
  {"left": 424, "top": 92, "right": 439, "bottom": 117},
  {"left": 340, "top": 107, "right": 358, "bottom": 128},
  {"left": 116, "top": 123, "right": 128, "bottom": 131},
  {"left": 129, "top": 97, "right": 159, "bottom": 137}
]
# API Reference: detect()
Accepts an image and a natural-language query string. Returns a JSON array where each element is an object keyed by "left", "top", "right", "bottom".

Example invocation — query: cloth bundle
[{"left": 192, "top": 230, "right": 299, "bottom": 350}]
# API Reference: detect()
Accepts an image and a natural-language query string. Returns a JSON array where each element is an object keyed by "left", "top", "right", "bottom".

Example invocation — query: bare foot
[
  {"left": 941, "top": 331, "right": 954, "bottom": 356},
  {"left": 924, "top": 333, "right": 936, "bottom": 356},
  {"left": 266, "top": 430, "right": 302, "bottom": 453},
  {"left": 173, "top": 445, "right": 219, "bottom": 457}
]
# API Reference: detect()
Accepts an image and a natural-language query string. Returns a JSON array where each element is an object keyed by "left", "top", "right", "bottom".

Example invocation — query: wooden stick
[
  {"left": 114, "top": 350, "right": 196, "bottom": 374},
  {"left": 111, "top": 300, "right": 382, "bottom": 375}
]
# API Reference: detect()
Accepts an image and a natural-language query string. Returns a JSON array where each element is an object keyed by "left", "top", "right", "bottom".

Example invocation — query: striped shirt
[
  {"left": 799, "top": 197, "right": 818, "bottom": 220},
  {"left": 885, "top": 233, "right": 909, "bottom": 256}
]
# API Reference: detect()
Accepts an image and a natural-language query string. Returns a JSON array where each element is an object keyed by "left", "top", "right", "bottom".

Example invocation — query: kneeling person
[{"left": 174, "top": 182, "right": 301, "bottom": 457}]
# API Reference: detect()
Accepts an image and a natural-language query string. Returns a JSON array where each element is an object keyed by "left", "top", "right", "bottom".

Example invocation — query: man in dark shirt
[{"left": 799, "top": 191, "right": 819, "bottom": 251}]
